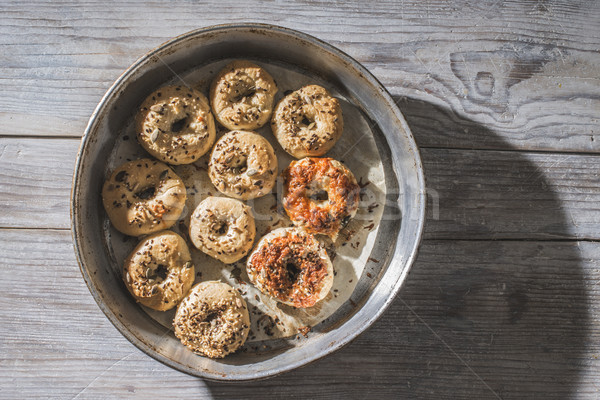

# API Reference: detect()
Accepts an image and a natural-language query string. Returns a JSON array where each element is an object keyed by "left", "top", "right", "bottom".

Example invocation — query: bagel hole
[
  {"left": 230, "top": 158, "right": 248, "bottom": 174},
  {"left": 156, "top": 264, "right": 168, "bottom": 280},
  {"left": 286, "top": 262, "right": 302, "bottom": 284},
  {"left": 216, "top": 222, "right": 228, "bottom": 235},
  {"left": 171, "top": 116, "right": 188, "bottom": 132},
  {"left": 205, "top": 310, "right": 222, "bottom": 324},
  {"left": 309, "top": 189, "right": 329, "bottom": 202},
  {"left": 301, "top": 116, "right": 312, "bottom": 126},
  {"left": 231, "top": 87, "right": 256, "bottom": 103},
  {"left": 135, "top": 186, "right": 156, "bottom": 200}
]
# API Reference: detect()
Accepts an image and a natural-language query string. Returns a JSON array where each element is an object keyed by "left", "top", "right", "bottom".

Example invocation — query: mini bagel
[
  {"left": 102, "top": 158, "right": 187, "bottom": 236},
  {"left": 174, "top": 281, "right": 250, "bottom": 358},
  {"left": 123, "top": 231, "right": 195, "bottom": 311},
  {"left": 282, "top": 157, "right": 360, "bottom": 238},
  {"left": 208, "top": 130, "right": 278, "bottom": 200},
  {"left": 189, "top": 197, "right": 256, "bottom": 264},
  {"left": 246, "top": 227, "right": 334, "bottom": 308},
  {"left": 271, "top": 85, "right": 343, "bottom": 158},
  {"left": 136, "top": 85, "right": 216, "bottom": 165},
  {"left": 210, "top": 60, "right": 278, "bottom": 130}
]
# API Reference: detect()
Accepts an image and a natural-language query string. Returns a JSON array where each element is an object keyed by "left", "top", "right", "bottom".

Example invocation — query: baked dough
[
  {"left": 282, "top": 157, "right": 360, "bottom": 238},
  {"left": 123, "top": 230, "right": 195, "bottom": 311},
  {"left": 246, "top": 227, "right": 334, "bottom": 308},
  {"left": 136, "top": 85, "right": 216, "bottom": 164},
  {"left": 102, "top": 158, "right": 187, "bottom": 236},
  {"left": 174, "top": 281, "right": 250, "bottom": 358},
  {"left": 271, "top": 85, "right": 343, "bottom": 158},
  {"left": 208, "top": 130, "right": 278, "bottom": 200},
  {"left": 189, "top": 196, "right": 256, "bottom": 264},
  {"left": 210, "top": 60, "right": 278, "bottom": 130}
]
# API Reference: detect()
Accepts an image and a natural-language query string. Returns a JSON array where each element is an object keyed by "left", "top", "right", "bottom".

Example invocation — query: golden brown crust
[
  {"left": 271, "top": 85, "right": 343, "bottom": 158},
  {"left": 246, "top": 227, "right": 333, "bottom": 308},
  {"left": 174, "top": 281, "right": 250, "bottom": 358},
  {"left": 208, "top": 130, "right": 278, "bottom": 200},
  {"left": 136, "top": 85, "right": 216, "bottom": 165},
  {"left": 189, "top": 197, "right": 256, "bottom": 264},
  {"left": 210, "top": 61, "right": 277, "bottom": 130},
  {"left": 123, "top": 231, "right": 195, "bottom": 311},
  {"left": 102, "top": 158, "right": 187, "bottom": 236},
  {"left": 282, "top": 157, "right": 360, "bottom": 237}
]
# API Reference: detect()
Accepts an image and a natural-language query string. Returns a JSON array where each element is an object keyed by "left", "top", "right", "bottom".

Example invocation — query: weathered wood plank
[
  {"left": 422, "top": 148, "right": 600, "bottom": 240},
  {"left": 0, "top": 138, "right": 79, "bottom": 229},
  {"left": 1, "top": 137, "right": 599, "bottom": 240},
  {"left": 0, "top": 0, "right": 598, "bottom": 153},
  {"left": 1, "top": 229, "right": 598, "bottom": 398}
]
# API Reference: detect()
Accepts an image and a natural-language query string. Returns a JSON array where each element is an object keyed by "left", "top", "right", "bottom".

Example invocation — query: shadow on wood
[{"left": 202, "top": 98, "right": 588, "bottom": 399}]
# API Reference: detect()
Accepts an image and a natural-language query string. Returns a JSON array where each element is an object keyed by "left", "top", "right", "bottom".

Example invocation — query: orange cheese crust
[
  {"left": 247, "top": 232, "right": 329, "bottom": 308},
  {"left": 282, "top": 157, "right": 360, "bottom": 236}
]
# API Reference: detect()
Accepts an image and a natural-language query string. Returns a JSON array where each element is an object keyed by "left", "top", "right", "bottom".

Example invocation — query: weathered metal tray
[{"left": 71, "top": 23, "right": 425, "bottom": 381}]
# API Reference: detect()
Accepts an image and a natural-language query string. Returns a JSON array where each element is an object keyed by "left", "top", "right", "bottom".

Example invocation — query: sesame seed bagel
[
  {"left": 271, "top": 85, "right": 343, "bottom": 158},
  {"left": 282, "top": 157, "right": 360, "bottom": 238},
  {"left": 123, "top": 231, "right": 195, "bottom": 311},
  {"left": 174, "top": 281, "right": 250, "bottom": 358},
  {"left": 208, "top": 130, "right": 278, "bottom": 200},
  {"left": 189, "top": 197, "right": 256, "bottom": 264},
  {"left": 102, "top": 158, "right": 187, "bottom": 236},
  {"left": 136, "top": 85, "right": 216, "bottom": 165},
  {"left": 246, "top": 227, "right": 334, "bottom": 308},
  {"left": 210, "top": 60, "right": 278, "bottom": 130}
]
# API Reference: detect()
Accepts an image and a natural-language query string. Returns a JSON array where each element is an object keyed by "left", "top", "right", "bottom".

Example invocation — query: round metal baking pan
[{"left": 71, "top": 23, "right": 425, "bottom": 381}]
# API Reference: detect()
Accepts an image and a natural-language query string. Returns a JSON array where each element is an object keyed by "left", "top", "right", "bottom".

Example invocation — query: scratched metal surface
[{"left": 1, "top": 0, "right": 600, "bottom": 398}]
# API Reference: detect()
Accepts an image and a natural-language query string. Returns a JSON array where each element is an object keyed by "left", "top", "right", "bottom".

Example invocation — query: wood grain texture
[
  {"left": 1, "top": 0, "right": 599, "bottom": 153},
  {"left": 0, "top": 138, "right": 78, "bottom": 229},
  {"left": 422, "top": 148, "right": 600, "bottom": 240},
  {"left": 1, "top": 137, "right": 599, "bottom": 240},
  {"left": 1, "top": 229, "right": 599, "bottom": 399}
]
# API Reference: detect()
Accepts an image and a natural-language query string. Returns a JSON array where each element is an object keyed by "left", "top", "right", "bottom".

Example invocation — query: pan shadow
[{"left": 203, "top": 97, "right": 588, "bottom": 399}]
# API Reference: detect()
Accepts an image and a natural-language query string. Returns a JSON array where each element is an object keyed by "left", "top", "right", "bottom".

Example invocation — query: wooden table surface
[{"left": 2, "top": 1, "right": 599, "bottom": 398}]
